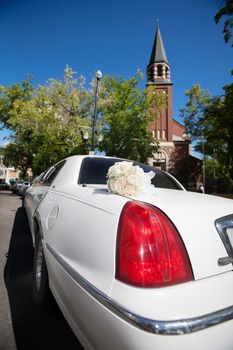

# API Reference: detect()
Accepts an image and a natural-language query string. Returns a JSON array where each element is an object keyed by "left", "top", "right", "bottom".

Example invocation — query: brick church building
[{"left": 146, "top": 25, "right": 202, "bottom": 188}]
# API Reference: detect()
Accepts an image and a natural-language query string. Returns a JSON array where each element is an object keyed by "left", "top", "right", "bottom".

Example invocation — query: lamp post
[
  {"left": 80, "top": 128, "right": 89, "bottom": 155},
  {"left": 91, "top": 70, "right": 102, "bottom": 153},
  {"left": 201, "top": 129, "right": 205, "bottom": 193}
]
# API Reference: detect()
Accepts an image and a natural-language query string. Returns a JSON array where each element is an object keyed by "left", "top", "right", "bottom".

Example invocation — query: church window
[
  {"left": 149, "top": 67, "right": 154, "bottom": 82},
  {"left": 157, "top": 129, "right": 161, "bottom": 139},
  {"left": 157, "top": 65, "right": 163, "bottom": 77},
  {"left": 165, "top": 67, "right": 169, "bottom": 79},
  {"left": 162, "top": 129, "right": 166, "bottom": 139}
]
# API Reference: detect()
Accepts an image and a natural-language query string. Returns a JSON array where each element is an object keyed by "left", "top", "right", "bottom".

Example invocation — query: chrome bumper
[{"left": 46, "top": 243, "right": 233, "bottom": 335}]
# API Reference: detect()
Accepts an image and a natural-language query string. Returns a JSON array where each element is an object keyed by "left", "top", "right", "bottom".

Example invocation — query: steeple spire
[
  {"left": 147, "top": 24, "right": 171, "bottom": 84},
  {"left": 149, "top": 24, "right": 168, "bottom": 66}
]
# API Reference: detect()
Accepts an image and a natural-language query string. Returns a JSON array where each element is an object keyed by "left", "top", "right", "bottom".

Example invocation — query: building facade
[
  {"left": 146, "top": 25, "right": 201, "bottom": 187},
  {"left": 0, "top": 152, "right": 19, "bottom": 187}
]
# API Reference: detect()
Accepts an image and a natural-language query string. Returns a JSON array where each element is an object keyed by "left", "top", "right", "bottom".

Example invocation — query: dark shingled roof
[{"left": 149, "top": 25, "right": 168, "bottom": 65}]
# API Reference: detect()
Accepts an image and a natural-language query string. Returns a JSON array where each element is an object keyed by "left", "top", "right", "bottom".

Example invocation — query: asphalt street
[
  {"left": 0, "top": 190, "right": 84, "bottom": 350},
  {"left": 0, "top": 191, "right": 17, "bottom": 350}
]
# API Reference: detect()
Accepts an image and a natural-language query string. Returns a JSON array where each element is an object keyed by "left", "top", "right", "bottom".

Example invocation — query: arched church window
[
  {"left": 149, "top": 67, "right": 154, "bottom": 82},
  {"left": 157, "top": 65, "right": 163, "bottom": 77},
  {"left": 165, "top": 67, "right": 169, "bottom": 79}
]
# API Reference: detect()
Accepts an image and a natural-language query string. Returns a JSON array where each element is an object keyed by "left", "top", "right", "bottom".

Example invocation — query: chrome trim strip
[
  {"left": 46, "top": 243, "right": 233, "bottom": 335},
  {"left": 215, "top": 214, "right": 233, "bottom": 263}
]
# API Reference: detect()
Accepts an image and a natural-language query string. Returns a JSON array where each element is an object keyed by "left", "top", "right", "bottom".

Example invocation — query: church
[{"left": 146, "top": 25, "right": 202, "bottom": 188}]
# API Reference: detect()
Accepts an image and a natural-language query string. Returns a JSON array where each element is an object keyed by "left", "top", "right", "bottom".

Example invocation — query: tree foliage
[
  {"left": 146, "top": 85, "right": 168, "bottom": 121},
  {"left": 99, "top": 72, "right": 159, "bottom": 163},
  {"left": 2, "top": 142, "right": 33, "bottom": 178},
  {"left": 204, "top": 158, "right": 222, "bottom": 179},
  {"left": 180, "top": 83, "right": 233, "bottom": 183},
  {"left": 2, "top": 67, "right": 92, "bottom": 174},
  {"left": 1, "top": 68, "right": 164, "bottom": 175},
  {"left": 0, "top": 77, "right": 34, "bottom": 129},
  {"left": 215, "top": 0, "right": 233, "bottom": 47}
]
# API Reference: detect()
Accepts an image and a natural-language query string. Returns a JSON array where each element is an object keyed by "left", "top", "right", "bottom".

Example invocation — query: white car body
[{"left": 24, "top": 155, "right": 233, "bottom": 350}]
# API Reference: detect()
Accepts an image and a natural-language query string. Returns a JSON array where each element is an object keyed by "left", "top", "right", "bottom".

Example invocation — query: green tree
[
  {"left": 2, "top": 68, "right": 165, "bottom": 174},
  {"left": 99, "top": 72, "right": 161, "bottom": 163},
  {"left": 215, "top": 0, "right": 233, "bottom": 47},
  {"left": 0, "top": 77, "right": 34, "bottom": 129},
  {"left": 3, "top": 67, "right": 92, "bottom": 174},
  {"left": 180, "top": 84, "right": 233, "bottom": 184},
  {"left": 204, "top": 158, "right": 222, "bottom": 179},
  {"left": 3, "top": 142, "right": 33, "bottom": 178},
  {"left": 146, "top": 85, "right": 168, "bottom": 122}
]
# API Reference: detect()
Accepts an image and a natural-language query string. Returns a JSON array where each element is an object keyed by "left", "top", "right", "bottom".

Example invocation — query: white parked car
[
  {"left": 18, "top": 180, "right": 31, "bottom": 196},
  {"left": 24, "top": 155, "right": 233, "bottom": 350},
  {"left": 12, "top": 179, "right": 24, "bottom": 193}
]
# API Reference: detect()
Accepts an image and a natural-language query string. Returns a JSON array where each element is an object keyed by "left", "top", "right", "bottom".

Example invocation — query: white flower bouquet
[{"left": 107, "top": 161, "right": 155, "bottom": 197}]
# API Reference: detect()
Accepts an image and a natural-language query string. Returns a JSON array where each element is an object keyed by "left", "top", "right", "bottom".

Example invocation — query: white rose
[
  {"left": 114, "top": 176, "right": 127, "bottom": 195},
  {"left": 124, "top": 184, "right": 137, "bottom": 197},
  {"left": 107, "top": 179, "right": 115, "bottom": 193},
  {"left": 134, "top": 182, "right": 145, "bottom": 192},
  {"left": 127, "top": 174, "right": 139, "bottom": 186},
  {"left": 119, "top": 161, "right": 133, "bottom": 175}
]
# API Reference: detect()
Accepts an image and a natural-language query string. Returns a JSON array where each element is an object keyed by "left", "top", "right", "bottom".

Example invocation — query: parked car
[
  {"left": 18, "top": 180, "right": 31, "bottom": 196},
  {"left": 24, "top": 155, "right": 233, "bottom": 350},
  {"left": 12, "top": 179, "right": 24, "bottom": 194},
  {"left": 0, "top": 180, "right": 10, "bottom": 190}
]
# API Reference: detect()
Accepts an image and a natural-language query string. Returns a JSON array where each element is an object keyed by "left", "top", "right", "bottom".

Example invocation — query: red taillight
[{"left": 116, "top": 201, "right": 193, "bottom": 287}]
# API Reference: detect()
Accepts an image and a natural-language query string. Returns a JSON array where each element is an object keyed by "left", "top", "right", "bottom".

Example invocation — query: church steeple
[
  {"left": 146, "top": 23, "right": 192, "bottom": 182},
  {"left": 146, "top": 24, "right": 173, "bottom": 143},
  {"left": 147, "top": 25, "right": 171, "bottom": 84}
]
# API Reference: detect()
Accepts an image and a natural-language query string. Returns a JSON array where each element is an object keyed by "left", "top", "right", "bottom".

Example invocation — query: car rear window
[{"left": 78, "top": 157, "right": 182, "bottom": 190}]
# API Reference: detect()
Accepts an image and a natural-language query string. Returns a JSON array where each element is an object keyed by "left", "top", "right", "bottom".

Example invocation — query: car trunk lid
[{"left": 136, "top": 189, "right": 233, "bottom": 280}]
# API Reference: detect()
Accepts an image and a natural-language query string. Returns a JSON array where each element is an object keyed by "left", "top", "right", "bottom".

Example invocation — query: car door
[{"left": 25, "top": 162, "right": 66, "bottom": 237}]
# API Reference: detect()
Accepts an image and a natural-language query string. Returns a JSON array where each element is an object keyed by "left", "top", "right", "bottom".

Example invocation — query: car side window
[
  {"left": 32, "top": 172, "right": 45, "bottom": 187},
  {"left": 43, "top": 160, "right": 66, "bottom": 186}
]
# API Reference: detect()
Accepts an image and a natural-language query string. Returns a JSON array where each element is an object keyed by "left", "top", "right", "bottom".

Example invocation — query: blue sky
[{"left": 0, "top": 0, "right": 232, "bottom": 146}]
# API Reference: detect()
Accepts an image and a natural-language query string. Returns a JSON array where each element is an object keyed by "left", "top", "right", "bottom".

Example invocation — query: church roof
[{"left": 148, "top": 25, "right": 168, "bottom": 65}]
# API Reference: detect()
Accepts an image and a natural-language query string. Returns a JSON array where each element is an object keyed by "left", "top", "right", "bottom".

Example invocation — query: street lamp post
[
  {"left": 80, "top": 128, "right": 89, "bottom": 155},
  {"left": 201, "top": 129, "right": 205, "bottom": 193},
  {"left": 91, "top": 70, "right": 102, "bottom": 153}
]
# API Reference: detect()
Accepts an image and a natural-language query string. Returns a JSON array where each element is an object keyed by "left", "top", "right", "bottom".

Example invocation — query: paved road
[
  {"left": 0, "top": 190, "right": 83, "bottom": 350},
  {"left": 0, "top": 190, "right": 18, "bottom": 350}
]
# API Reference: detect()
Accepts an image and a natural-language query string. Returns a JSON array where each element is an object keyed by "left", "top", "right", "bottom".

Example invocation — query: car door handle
[{"left": 46, "top": 205, "right": 59, "bottom": 230}]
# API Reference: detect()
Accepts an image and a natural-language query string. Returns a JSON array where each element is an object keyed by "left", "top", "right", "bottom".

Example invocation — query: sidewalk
[{"left": 0, "top": 191, "right": 19, "bottom": 350}]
